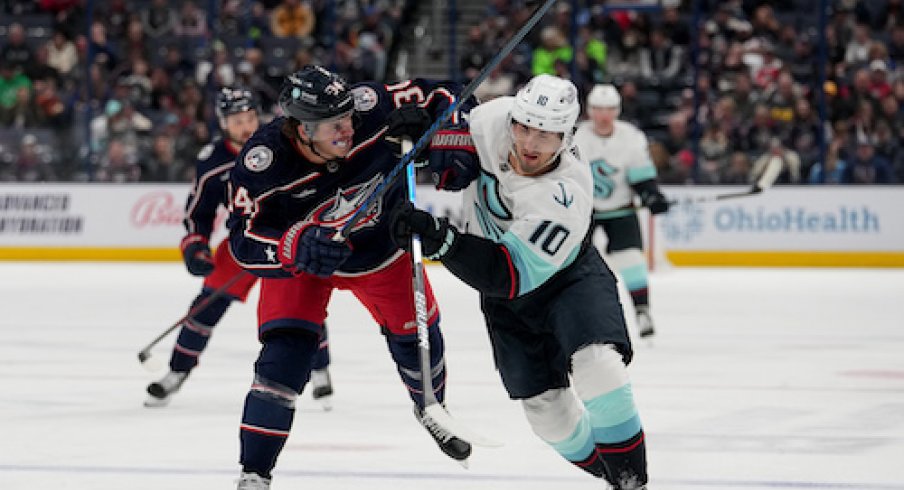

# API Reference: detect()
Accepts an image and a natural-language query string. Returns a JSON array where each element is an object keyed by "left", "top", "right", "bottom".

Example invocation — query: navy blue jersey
[
  {"left": 228, "top": 79, "right": 471, "bottom": 278},
  {"left": 184, "top": 139, "right": 242, "bottom": 239}
]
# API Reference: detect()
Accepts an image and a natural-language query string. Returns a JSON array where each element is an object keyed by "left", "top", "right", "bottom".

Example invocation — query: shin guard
[
  {"left": 169, "top": 292, "right": 232, "bottom": 372},
  {"left": 606, "top": 248, "right": 649, "bottom": 308},
  {"left": 572, "top": 344, "right": 647, "bottom": 488},
  {"left": 522, "top": 388, "right": 607, "bottom": 477},
  {"left": 239, "top": 331, "right": 318, "bottom": 477},
  {"left": 385, "top": 324, "right": 446, "bottom": 408}
]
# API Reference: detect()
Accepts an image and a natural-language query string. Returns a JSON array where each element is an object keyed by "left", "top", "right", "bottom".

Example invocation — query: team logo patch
[
  {"left": 244, "top": 146, "right": 273, "bottom": 172},
  {"left": 352, "top": 86, "right": 379, "bottom": 112}
]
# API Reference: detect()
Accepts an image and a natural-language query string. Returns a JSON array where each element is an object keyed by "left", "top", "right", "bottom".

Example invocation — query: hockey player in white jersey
[
  {"left": 391, "top": 74, "right": 648, "bottom": 489},
  {"left": 573, "top": 84, "right": 670, "bottom": 338}
]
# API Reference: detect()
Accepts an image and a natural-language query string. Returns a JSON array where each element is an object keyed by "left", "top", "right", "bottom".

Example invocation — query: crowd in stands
[
  {"left": 1, "top": 0, "right": 902, "bottom": 185},
  {"left": 464, "top": 0, "right": 903, "bottom": 185},
  {"left": 0, "top": 0, "right": 406, "bottom": 182}
]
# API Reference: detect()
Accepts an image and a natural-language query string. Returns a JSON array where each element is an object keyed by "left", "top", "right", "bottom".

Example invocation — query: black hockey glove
[
  {"left": 633, "top": 180, "right": 671, "bottom": 215},
  {"left": 278, "top": 223, "right": 353, "bottom": 277},
  {"left": 427, "top": 129, "right": 480, "bottom": 191},
  {"left": 180, "top": 234, "right": 215, "bottom": 276},
  {"left": 389, "top": 203, "right": 457, "bottom": 260},
  {"left": 386, "top": 103, "right": 432, "bottom": 140}
]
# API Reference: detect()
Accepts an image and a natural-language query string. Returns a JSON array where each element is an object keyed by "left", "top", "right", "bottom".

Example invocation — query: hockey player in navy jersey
[
  {"left": 144, "top": 87, "right": 334, "bottom": 409},
  {"left": 391, "top": 75, "right": 649, "bottom": 489},
  {"left": 227, "top": 66, "right": 475, "bottom": 489}
]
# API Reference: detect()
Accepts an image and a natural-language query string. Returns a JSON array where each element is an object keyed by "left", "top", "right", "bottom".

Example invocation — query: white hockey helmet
[
  {"left": 587, "top": 84, "right": 621, "bottom": 113},
  {"left": 510, "top": 74, "right": 581, "bottom": 135}
]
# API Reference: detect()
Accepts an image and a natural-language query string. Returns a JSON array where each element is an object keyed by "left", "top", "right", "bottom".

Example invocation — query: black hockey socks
[
  {"left": 240, "top": 330, "right": 319, "bottom": 477},
  {"left": 385, "top": 323, "right": 446, "bottom": 408},
  {"left": 596, "top": 431, "right": 648, "bottom": 489},
  {"left": 169, "top": 292, "right": 232, "bottom": 372}
]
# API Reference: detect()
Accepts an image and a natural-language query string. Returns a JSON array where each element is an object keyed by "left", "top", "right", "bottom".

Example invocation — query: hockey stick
[
  {"left": 674, "top": 155, "right": 783, "bottom": 204},
  {"left": 137, "top": 270, "right": 250, "bottom": 371},
  {"left": 403, "top": 139, "right": 502, "bottom": 450},
  {"left": 337, "top": 0, "right": 558, "bottom": 240}
]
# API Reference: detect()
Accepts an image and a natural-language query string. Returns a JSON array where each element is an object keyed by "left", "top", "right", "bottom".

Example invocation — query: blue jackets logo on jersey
[
  {"left": 244, "top": 146, "right": 274, "bottom": 172},
  {"left": 305, "top": 173, "right": 385, "bottom": 232}
]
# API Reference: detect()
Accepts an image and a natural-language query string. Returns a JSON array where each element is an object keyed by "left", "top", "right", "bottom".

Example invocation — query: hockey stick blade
[
  {"left": 139, "top": 352, "right": 165, "bottom": 372},
  {"left": 423, "top": 403, "right": 503, "bottom": 448},
  {"left": 671, "top": 155, "right": 784, "bottom": 205},
  {"left": 136, "top": 271, "right": 250, "bottom": 370}
]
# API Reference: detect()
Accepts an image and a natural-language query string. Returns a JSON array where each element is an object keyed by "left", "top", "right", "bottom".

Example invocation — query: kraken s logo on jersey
[
  {"left": 590, "top": 158, "right": 617, "bottom": 199},
  {"left": 305, "top": 173, "right": 384, "bottom": 232},
  {"left": 473, "top": 170, "right": 510, "bottom": 240}
]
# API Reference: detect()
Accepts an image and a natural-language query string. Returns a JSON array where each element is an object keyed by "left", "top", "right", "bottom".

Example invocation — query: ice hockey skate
[
  {"left": 635, "top": 306, "right": 655, "bottom": 338},
  {"left": 144, "top": 371, "right": 189, "bottom": 408},
  {"left": 310, "top": 368, "right": 333, "bottom": 411},
  {"left": 236, "top": 471, "right": 270, "bottom": 489},
  {"left": 414, "top": 404, "right": 472, "bottom": 467}
]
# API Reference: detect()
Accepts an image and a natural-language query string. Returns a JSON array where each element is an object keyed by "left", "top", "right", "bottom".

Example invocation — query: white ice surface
[{"left": 1, "top": 263, "right": 903, "bottom": 490}]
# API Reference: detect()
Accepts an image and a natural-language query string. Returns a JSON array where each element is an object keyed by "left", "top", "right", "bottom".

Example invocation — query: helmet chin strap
[{"left": 294, "top": 121, "right": 343, "bottom": 168}]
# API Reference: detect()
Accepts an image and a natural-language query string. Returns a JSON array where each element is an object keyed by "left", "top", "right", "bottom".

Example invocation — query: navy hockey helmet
[
  {"left": 215, "top": 86, "right": 258, "bottom": 124},
  {"left": 279, "top": 65, "right": 354, "bottom": 123}
]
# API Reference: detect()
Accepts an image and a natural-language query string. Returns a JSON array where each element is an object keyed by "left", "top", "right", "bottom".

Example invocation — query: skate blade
[
  {"left": 143, "top": 395, "right": 171, "bottom": 408},
  {"left": 457, "top": 458, "right": 469, "bottom": 469},
  {"left": 423, "top": 404, "right": 503, "bottom": 448},
  {"left": 317, "top": 395, "right": 333, "bottom": 412}
]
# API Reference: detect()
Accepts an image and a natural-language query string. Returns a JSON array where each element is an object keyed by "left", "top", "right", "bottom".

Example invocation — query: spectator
[
  {"left": 142, "top": 133, "right": 185, "bottom": 182},
  {"left": 270, "top": 0, "right": 315, "bottom": 38},
  {"left": 734, "top": 104, "right": 776, "bottom": 156},
  {"left": 841, "top": 139, "right": 894, "bottom": 184},
  {"left": 13, "top": 133, "right": 56, "bottom": 182},
  {"left": 808, "top": 137, "right": 847, "bottom": 184},
  {"left": 698, "top": 124, "right": 730, "bottom": 184},
  {"left": 95, "top": 139, "right": 141, "bottom": 182},
  {"left": 730, "top": 71, "right": 760, "bottom": 122},
  {"left": 844, "top": 23, "right": 874, "bottom": 67},
  {"left": 640, "top": 28, "right": 684, "bottom": 88},
  {"left": 141, "top": 0, "right": 178, "bottom": 40},
  {"left": 45, "top": 30, "right": 78, "bottom": 78},
  {"left": 660, "top": 6, "right": 692, "bottom": 47},
  {"left": 532, "top": 26, "right": 571, "bottom": 76},
  {"left": 175, "top": 0, "right": 208, "bottom": 38},
  {"left": 474, "top": 67, "right": 515, "bottom": 102},
  {"left": 721, "top": 151, "right": 752, "bottom": 185},
  {"left": 0, "top": 62, "right": 32, "bottom": 125},
  {"left": 0, "top": 23, "right": 35, "bottom": 74},
  {"left": 30, "top": 78, "right": 68, "bottom": 128},
  {"left": 867, "top": 60, "right": 892, "bottom": 100},
  {"left": 789, "top": 98, "right": 823, "bottom": 173}
]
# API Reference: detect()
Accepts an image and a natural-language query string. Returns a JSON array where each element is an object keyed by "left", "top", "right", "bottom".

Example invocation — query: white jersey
[
  {"left": 573, "top": 119, "right": 657, "bottom": 218},
  {"left": 460, "top": 97, "right": 593, "bottom": 297}
]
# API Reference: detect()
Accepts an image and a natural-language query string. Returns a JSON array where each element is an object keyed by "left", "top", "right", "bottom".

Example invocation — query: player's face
[
  {"left": 308, "top": 113, "right": 355, "bottom": 159},
  {"left": 509, "top": 121, "right": 563, "bottom": 176},
  {"left": 588, "top": 106, "right": 618, "bottom": 132},
  {"left": 224, "top": 110, "right": 260, "bottom": 146}
]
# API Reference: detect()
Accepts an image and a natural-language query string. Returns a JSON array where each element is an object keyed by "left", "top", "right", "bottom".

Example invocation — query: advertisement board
[{"left": 1, "top": 184, "right": 902, "bottom": 266}]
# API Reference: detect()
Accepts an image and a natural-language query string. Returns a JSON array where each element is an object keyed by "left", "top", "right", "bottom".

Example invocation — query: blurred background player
[
  {"left": 574, "top": 84, "right": 670, "bottom": 339},
  {"left": 145, "top": 86, "right": 334, "bottom": 409},
  {"left": 391, "top": 74, "right": 648, "bottom": 489},
  {"left": 227, "top": 66, "right": 476, "bottom": 489}
]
